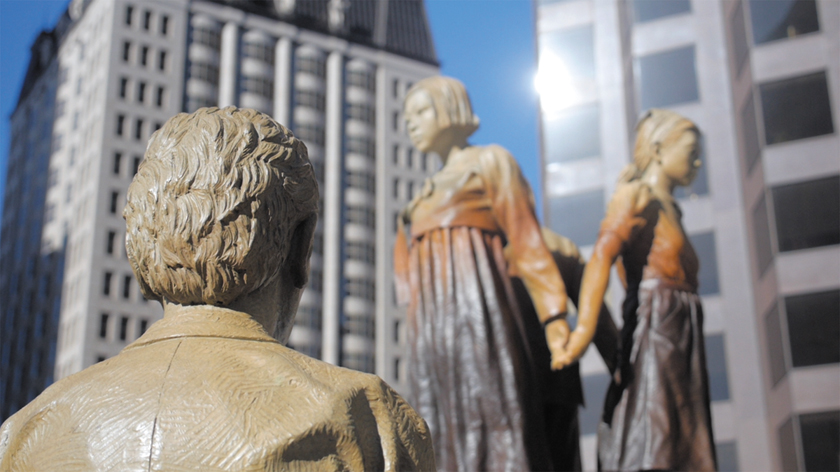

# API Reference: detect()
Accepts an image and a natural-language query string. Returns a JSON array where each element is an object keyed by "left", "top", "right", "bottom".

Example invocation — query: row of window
[
  {"left": 295, "top": 90, "right": 325, "bottom": 112},
  {"left": 344, "top": 316, "right": 375, "bottom": 338},
  {"left": 102, "top": 271, "right": 145, "bottom": 303},
  {"left": 347, "top": 104, "right": 375, "bottom": 125},
  {"left": 346, "top": 169, "right": 375, "bottom": 192},
  {"left": 392, "top": 145, "right": 434, "bottom": 172},
  {"left": 188, "top": 62, "right": 219, "bottom": 86},
  {"left": 98, "top": 312, "right": 149, "bottom": 343},
  {"left": 125, "top": 5, "right": 169, "bottom": 36},
  {"left": 543, "top": 51, "right": 833, "bottom": 167},
  {"left": 308, "top": 268, "right": 322, "bottom": 293},
  {"left": 122, "top": 41, "right": 168, "bottom": 72},
  {"left": 348, "top": 69, "right": 375, "bottom": 92},
  {"left": 346, "top": 241, "right": 375, "bottom": 265},
  {"left": 346, "top": 206, "right": 376, "bottom": 229},
  {"left": 297, "top": 56, "right": 326, "bottom": 78},
  {"left": 112, "top": 152, "right": 143, "bottom": 179},
  {"left": 765, "top": 288, "right": 839, "bottom": 385},
  {"left": 391, "top": 78, "right": 414, "bottom": 100},
  {"left": 753, "top": 175, "right": 839, "bottom": 276},
  {"left": 115, "top": 114, "right": 162, "bottom": 142},
  {"left": 779, "top": 410, "right": 839, "bottom": 472},
  {"left": 118, "top": 77, "right": 166, "bottom": 108},
  {"left": 294, "top": 305, "right": 322, "bottom": 330},
  {"left": 542, "top": 0, "right": 821, "bottom": 48},
  {"left": 241, "top": 77, "right": 274, "bottom": 100},
  {"left": 192, "top": 26, "right": 221, "bottom": 50},
  {"left": 294, "top": 124, "right": 325, "bottom": 147},
  {"left": 346, "top": 279, "right": 375, "bottom": 302},
  {"left": 393, "top": 178, "right": 419, "bottom": 201},
  {"left": 348, "top": 136, "right": 375, "bottom": 158},
  {"left": 243, "top": 41, "right": 275, "bottom": 65}
]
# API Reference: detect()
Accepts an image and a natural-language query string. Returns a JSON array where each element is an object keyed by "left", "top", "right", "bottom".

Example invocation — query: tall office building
[
  {"left": 534, "top": 0, "right": 838, "bottom": 470},
  {"left": 1, "top": 0, "right": 438, "bottom": 420}
]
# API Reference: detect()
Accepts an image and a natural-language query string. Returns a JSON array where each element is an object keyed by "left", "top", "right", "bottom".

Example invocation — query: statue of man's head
[{"left": 124, "top": 107, "right": 319, "bottom": 341}]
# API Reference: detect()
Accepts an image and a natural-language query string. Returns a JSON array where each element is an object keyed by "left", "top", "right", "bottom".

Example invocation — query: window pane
[
  {"left": 633, "top": 0, "right": 691, "bottom": 23},
  {"left": 689, "top": 231, "right": 719, "bottom": 296},
  {"left": 715, "top": 441, "right": 739, "bottom": 472},
  {"left": 580, "top": 372, "right": 611, "bottom": 435},
  {"left": 749, "top": 0, "right": 819, "bottom": 45},
  {"left": 759, "top": 71, "right": 834, "bottom": 145},
  {"left": 543, "top": 103, "right": 600, "bottom": 163},
  {"left": 638, "top": 46, "right": 699, "bottom": 109},
  {"left": 548, "top": 189, "right": 605, "bottom": 247},
  {"left": 772, "top": 176, "right": 840, "bottom": 252},
  {"left": 799, "top": 411, "right": 840, "bottom": 472},
  {"left": 753, "top": 195, "right": 773, "bottom": 275},
  {"left": 539, "top": 25, "right": 595, "bottom": 79},
  {"left": 785, "top": 289, "right": 840, "bottom": 368},
  {"left": 705, "top": 334, "right": 730, "bottom": 402},
  {"left": 765, "top": 303, "right": 787, "bottom": 385}
]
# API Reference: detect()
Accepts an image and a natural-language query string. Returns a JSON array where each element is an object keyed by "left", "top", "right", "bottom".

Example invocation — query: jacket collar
[{"left": 125, "top": 305, "right": 279, "bottom": 351}]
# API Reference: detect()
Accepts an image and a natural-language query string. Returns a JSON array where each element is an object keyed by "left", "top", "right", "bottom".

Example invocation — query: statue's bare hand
[
  {"left": 552, "top": 329, "right": 592, "bottom": 370},
  {"left": 545, "top": 319, "right": 571, "bottom": 370}
]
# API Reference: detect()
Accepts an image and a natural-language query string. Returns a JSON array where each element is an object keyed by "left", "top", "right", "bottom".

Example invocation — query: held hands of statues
[
  {"left": 545, "top": 317, "right": 571, "bottom": 370},
  {"left": 547, "top": 322, "right": 593, "bottom": 370}
]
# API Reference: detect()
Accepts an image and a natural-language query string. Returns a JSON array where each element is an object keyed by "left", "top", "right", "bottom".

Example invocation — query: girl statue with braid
[{"left": 559, "top": 109, "right": 717, "bottom": 471}]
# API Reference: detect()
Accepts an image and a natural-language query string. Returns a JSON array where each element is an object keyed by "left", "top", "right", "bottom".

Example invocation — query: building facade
[
  {"left": 534, "top": 0, "right": 839, "bottom": 470},
  {"left": 1, "top": 0, "right": 438, "bottom": 420}
]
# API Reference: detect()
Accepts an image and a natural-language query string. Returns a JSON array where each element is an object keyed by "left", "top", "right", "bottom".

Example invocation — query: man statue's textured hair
[
  {"left": 408, "top": 76, "right": 480, "bottom": 137},
  {"left": 124, "top": 107, "right": 319, "bottom": 306}
]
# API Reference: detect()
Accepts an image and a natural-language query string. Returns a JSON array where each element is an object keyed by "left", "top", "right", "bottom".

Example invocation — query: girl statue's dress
[
  {"left": 394, "top": 77, "right": 570, "bottom": 471},
  {"left": 566, "top": 109, "right": 717, "bottom": 471}
]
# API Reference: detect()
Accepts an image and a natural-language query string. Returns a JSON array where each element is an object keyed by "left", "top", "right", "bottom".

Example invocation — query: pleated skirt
[
  {"left": 598, "top": 279, "right": 717, "bottom": 472},
  {"left": 406, "top": 227, "right": 550, "bottom": 472}
]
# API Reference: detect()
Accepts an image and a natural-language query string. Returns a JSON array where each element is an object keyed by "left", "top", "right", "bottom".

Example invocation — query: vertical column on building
[
  {"left": 218, "top": 21, "right": 240, "bottom": 107},
  {"left": 273, "top": 37, "right": 293, "bottom": 125},
  {"left": 321, "top": 50, "right": 344, "bottom": 365}
]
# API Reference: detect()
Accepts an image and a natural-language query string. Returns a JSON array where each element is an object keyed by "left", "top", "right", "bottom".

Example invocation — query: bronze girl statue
[
  {"left": 563, "top": 109, "right": 717, "bottom": 471},
  {"left": 394, "top": 76, "right": 572, "bottom": 471}
]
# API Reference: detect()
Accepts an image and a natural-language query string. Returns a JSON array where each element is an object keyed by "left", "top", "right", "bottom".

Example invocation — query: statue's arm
[
  {"left": 482, "top": 146, "right": 568, "bottom": 321},
  {"left": 481, "top": 146, "right": 574, "bottom": 369},
  {"left": 557, "top": 182, "right": 649, "bottom": 366}
]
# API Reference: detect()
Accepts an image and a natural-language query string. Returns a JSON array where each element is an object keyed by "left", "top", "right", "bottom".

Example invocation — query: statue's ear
[{"left": 287, "top": 213, "right": 318, "bottom": 289}]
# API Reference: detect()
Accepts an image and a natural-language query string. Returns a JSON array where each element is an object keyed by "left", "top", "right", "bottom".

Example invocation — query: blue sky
[{"left": 0, "top": 0, "right": 543, "bottom": 219}]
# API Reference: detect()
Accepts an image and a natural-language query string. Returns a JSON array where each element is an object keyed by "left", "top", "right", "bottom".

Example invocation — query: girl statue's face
[
  {"left": 404, "top": 90, "right": 441, "bottom": 153},
  {"left": 660, "top": 128, "right": 701, "bottom": 187}
]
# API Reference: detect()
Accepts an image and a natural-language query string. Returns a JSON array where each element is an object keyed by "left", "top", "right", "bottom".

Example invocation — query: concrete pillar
[
  {"left": 218, "top": 21, "right": 239, "bottom": 107},
  {"left": 321, "top": 50, "right": 344, "bottom": 365},
  {"left": 273, "top": 37, "right": 293, "bottom": 126}
]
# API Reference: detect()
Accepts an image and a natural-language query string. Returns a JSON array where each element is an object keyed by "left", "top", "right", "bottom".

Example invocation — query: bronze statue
[
  {"left": 394, "top": 76, "right": 572, "bottom": 471},
  {"left": 562, "top": 109, "right": 717, "bottom": 471},
  {"left": 0, "top": 108, "right": 435, "bottom": 471}
]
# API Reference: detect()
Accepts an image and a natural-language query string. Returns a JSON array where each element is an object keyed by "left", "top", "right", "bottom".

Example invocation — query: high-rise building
[
  {"left": 534, "top": 0, "right": 839, "bottom": 470},
  {"left": 1, "top": 0, "right": 438, "bottom": 420}
]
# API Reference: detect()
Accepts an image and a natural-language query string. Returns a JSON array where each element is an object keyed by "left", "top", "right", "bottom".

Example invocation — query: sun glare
[{"left": 534, "top": 52, "right": 582, "bottom": 116}]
